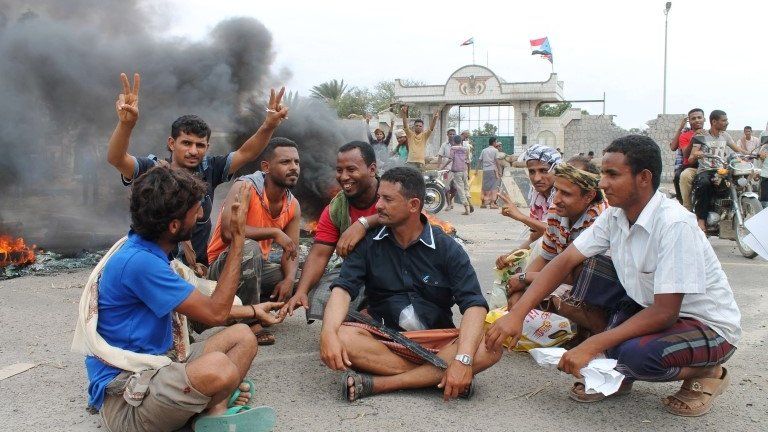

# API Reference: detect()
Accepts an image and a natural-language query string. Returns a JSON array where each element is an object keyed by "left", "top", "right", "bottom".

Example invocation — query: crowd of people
[{"left": 74, "top": 73, "right": 745, "bottom": 431}]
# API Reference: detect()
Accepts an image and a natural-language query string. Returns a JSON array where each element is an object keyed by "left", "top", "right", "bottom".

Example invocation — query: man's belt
[{"left": 346, "top": 310, "right": 448, "bottom": 370}]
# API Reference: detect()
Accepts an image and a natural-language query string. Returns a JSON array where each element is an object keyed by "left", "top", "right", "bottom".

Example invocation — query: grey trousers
[{"left": 207, "top": 239, "right": 284, "bottom": 305}]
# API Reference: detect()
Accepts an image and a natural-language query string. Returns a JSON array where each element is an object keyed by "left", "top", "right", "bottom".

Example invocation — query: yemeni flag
[
  {"left": 530, "top": 37, "right": 553, "bottom": 64},
  {"left": 460, "top": 37, "right": 474, "bottom": 46}
]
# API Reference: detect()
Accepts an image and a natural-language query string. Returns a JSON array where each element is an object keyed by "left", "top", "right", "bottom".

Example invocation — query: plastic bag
[
  {"left": 489, "top": 249, "right": 530, "bottom": 309},
  {"left": 484, "top": 307, "right": 573, "bottom": 351}
]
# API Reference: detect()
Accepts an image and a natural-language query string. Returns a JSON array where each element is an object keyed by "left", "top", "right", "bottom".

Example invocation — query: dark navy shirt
[
  {"left": 332, "top": 215, "right": 488, "bottom": 330},
  {"left": 121, "top": 153, "right": 233, "bottom": 265},
  {"left": 85, "top": 231, "right": 194, "bottom": 410}
]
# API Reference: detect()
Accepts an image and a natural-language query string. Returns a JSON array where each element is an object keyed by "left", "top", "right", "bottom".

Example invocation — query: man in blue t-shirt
[
  {"left": 107, "top": 72, "right": 289, "bottom": 267},
  {"left": 86, "top": 167, "right": 283, "bottom": 432}
]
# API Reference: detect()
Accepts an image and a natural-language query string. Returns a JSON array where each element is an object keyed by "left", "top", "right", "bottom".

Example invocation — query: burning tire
[{"left": 423, "top": 183, "right": 446, "bottom": 214}]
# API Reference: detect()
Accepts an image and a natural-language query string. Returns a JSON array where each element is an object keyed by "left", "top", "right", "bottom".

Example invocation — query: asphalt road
[{"left": 0, "top": 206, "right": 766, "bottom": 431}]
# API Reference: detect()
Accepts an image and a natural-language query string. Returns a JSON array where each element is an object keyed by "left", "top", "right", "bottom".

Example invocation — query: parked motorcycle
[
  {"left": 694, "top": 153, "right": 762, "bottom": 258},
  {"left": 423, "top": 169, "right": 449, "bottom": 214}
]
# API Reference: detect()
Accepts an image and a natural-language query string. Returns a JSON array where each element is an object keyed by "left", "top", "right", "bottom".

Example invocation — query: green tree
[
  {"left": 538, "top": 102, "right": 572, "bottom": 117},
  {"left": 370, "top": 81, "right": 395, "bottom": 113},
  {"left": 336, "top": 87, "right": 372, "bottom": 118},
  {"left": 472, "top": 122, "right": 498, "bottom": 137},
  {"left": 310, "top": 79, "right": 348, "bottom": 104}
]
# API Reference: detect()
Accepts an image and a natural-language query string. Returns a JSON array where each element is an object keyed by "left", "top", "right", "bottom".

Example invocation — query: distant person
[
  {"left": 689, "top": 110, "right": 746, "bottom": 230},
  {"left": 758, "top": 137, "right": 768, "bottom": 208},
  {"left": 400, "top": 105, "right": 441, "bottom": 170},
  {"left": 392, "top": 129, "right": 409, "bottom": 162},
  {"left": 106, "top": 72, "right": 288, "bottom": 267},
  {"left": 365, "top": 113, "right": 394, "bottom": 167},
  {"left": 437, "top": 129, "right": 458, "bottom": 210},
  {"left": 441, "top": 135, "right": 472, "bottom": 215},
  {"left": 672, "top": 109, "right": 705, "bottom": 210},
  {"left": 205, "top": 138, "right": 302, "bottom": 345},
  {"left": 738, "top": 126, "right": 760, "bottom": 155},
  {"left": 478, "top": 137, "right": 501, "bottom": 208},
  {"left": 586, "top": 150, "right": 594, "bottom": 161}
]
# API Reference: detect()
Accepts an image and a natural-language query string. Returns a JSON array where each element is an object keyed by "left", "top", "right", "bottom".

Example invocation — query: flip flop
[
  {"left": 255, "top": 330, "right": 276, "bottom": 346},
  {"left": 194, "top": 405, "right": 276, "bottom": 432},
  {"left": 227, "top": 378, "right": 256, "bottom": 408}
]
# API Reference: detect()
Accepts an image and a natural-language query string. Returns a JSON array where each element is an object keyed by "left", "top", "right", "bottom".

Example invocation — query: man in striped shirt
[{"left": 497, "top": 156, "right": 606, "bottom": 308}]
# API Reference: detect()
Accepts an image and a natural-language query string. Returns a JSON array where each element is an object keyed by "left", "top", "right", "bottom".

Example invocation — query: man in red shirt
[
  {"left": 671, "top": 108, "right": 705, "bottom": 210},
  {"left": 282, "top": 142, "right": 383, "bottom": 322}
]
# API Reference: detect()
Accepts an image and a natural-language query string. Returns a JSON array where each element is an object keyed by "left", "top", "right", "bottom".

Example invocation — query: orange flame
[
  {"left": 0, "top": 235, "right": 37, "bottom": 267},
  {"left": 302, "top": 220, "right": 319, "bottom": 234},
  {"left": 424, "top": 213, "right": 456, "bottom": 235}
]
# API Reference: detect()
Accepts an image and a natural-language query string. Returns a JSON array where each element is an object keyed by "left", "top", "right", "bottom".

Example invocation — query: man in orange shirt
[{"left": 207, "top": 138, "right": 302, "bottom": 343}]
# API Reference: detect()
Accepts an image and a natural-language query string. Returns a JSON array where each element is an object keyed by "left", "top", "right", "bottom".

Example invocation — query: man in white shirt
[
  {"left": 486, "top": 135, "right": 741, "bottom": 417},
  {"left": 737, "top": 125, "right": 760, "bottom": 155}
]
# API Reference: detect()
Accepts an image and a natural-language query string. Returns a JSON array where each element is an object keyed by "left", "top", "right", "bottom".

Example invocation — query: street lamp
[{"left": 663, "top": 2, "right": 672, "bottom": 114}]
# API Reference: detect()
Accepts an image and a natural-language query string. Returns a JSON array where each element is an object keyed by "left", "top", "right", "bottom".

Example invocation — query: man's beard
[
  {"left": 272, "top": 175, "right": 298, "bottom": 190},
  {"left": 170, "top": 225, "right": 195, "bottom": 243}
]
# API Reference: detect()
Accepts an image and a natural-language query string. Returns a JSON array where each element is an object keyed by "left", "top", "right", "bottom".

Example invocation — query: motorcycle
[
  {"left": 423, "top": 169, "right": 449, "bottom": 214},
  {"left": 694, "top": 153, "right": 762, "bottom": 258}
]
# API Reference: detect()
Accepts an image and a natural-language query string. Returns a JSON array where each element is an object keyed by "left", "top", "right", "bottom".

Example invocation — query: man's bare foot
[{"left": 232, "top": 381, "right": 252, "bottom": 406}]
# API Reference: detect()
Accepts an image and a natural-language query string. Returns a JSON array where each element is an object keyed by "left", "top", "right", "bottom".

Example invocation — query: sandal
[
  {"left": 458, "top": 379, "right": 475, "bottom": 399},
  {"left": 194, "top": 405, "right": 276, "bottom": 432},
  {"left": 227, "top": 378, "right": 256, "bottom": 408},
  {"left": 569, "top": 381, "right": 633, "bottom": 403},
  {"left": 662, "top": 367, "right": 730, "bottom": 417},
  {"left": 342, "top": 371, "right": 374, "bottom": 402},
  {"left": 255, "top": 331, "right": 275, "bottom": 346}
]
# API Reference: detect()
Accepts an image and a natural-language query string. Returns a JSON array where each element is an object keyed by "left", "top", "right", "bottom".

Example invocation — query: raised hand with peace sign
[{"left": 115, "top": 72, "right": 140, "bottom": 126}]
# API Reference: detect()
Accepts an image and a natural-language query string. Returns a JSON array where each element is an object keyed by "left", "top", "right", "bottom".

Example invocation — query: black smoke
[{"left": 0, "top": 1, "right": 361, "bottom": 252}]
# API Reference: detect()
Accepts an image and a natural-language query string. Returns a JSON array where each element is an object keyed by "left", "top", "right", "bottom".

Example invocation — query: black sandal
[{"left": 342, "top": 371, "right": 374, "bottom": 402}]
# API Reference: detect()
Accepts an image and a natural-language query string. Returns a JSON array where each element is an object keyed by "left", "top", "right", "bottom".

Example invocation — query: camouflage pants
[
  {"left": 207, "top": 240, "right": 284, "bottom": 305},
  {"left": 306, "top": 267, "right": 367, "bottom": 323}
]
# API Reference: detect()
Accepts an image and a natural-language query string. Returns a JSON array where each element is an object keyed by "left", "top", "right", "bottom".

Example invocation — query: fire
[
  {"left": 302, "top": 220, "right": 319, "bottom": 234},
  {"left": 424, "top": 213, "right": 456, "bottom": 235},
  {"left": 0, "top": 234, "right": 37, "bottom": 267}
]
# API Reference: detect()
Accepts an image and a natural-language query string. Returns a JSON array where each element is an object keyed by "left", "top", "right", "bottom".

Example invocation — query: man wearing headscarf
[
  {"left": 501, "top": 144, "right": 562, "bottom": 251},
  {"left": 497, "top": 156, "right": 607, "bottom": 316}
]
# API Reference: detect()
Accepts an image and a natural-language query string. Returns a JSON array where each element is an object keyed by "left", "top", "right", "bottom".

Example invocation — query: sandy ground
[{"left": 1, "top": 207, "right": 767, "bottom": 432}]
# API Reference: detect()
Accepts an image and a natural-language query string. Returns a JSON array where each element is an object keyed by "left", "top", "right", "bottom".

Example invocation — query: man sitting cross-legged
[
  {"left": 206, "top": 138, "right": 301, "bottom": 345},
  {"left": 486, "top": 136, "right": 741, "bottom": 417},
  {"left": 497, "top": 156, "right": 608, "bottom": 327},
  {"left": 82, "top": 167, "right": 281, "bottom": 432},
  {"left": 320, "top": 167, "right": 501, "bottom": 401}
]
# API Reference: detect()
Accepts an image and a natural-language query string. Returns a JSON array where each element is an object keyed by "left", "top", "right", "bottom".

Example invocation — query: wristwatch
[
  {"left": 357, "top": 216, "right": 370, "bottom": 229},
  {"left": 454, "top": 354, "right": 473, "bottom": 366},
  {"left": 517, "top": 272, "right": 527, "bottom": 283}
]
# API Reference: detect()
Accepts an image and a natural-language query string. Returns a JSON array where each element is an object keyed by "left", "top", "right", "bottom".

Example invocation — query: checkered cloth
[
  {"left": 306, "top": 268, "right": 367, "bottom": 323},
  {"left": 568, "top": 254, "right": 627, "bottom": 312},
  {"left": 341, "top": 322, "right": 459, "bottom": 364}
]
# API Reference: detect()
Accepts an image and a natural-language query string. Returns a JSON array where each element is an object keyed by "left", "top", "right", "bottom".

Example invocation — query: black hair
[
  {"left": 413, "top": 119, "right": 424, "bottom": 126},
  {"left": 452, "top": 135, "right": 463, "bottom": 145},
  {"left": 381, "top": 166, "right": 426, "bottom": 210},
  {"left": 603, "top": 135, "right": 662, "bottom": 191},
  {"left": 130, "top": 166, "right": 207, "bottom": 241},
  {"left": 688, "top": 108, "right": 704, "bottom": 116},
  {"left": 447, "top": 128, "right": 456, "bottom": 134},
  {"left": 710, "top": 110, "right": 727, "bottom": 123},
  {"left": 260, "top": 137, "right": 298, "bottom": 162},
  {"left": 489, "top": 137, "right": 498, "bottom": 146},
  {"left": 171, "top": 115, "right": 211, "bottom": 140},
  {"left": 744, "top": 126, "right": 752, "bottom": 131},
  {"left": 338, "top": 141, "right": 376, "bottom": 166}
]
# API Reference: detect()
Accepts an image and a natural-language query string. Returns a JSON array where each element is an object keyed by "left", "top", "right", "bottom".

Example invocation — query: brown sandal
[
  {"left": 662, "top": 367, "right": 730, "bottom": 417},
  {"left": 568, "top": 381, "right": 633, "bottom": 403}
]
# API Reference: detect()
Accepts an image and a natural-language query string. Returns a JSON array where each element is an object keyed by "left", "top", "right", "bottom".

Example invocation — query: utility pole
[{"left": 663, "top": 2, "right": 672, "bottom": 114}]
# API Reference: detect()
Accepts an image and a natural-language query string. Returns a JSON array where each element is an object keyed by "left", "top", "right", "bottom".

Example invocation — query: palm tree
[{"left": 310, "top": 79, "right": 347, "bottom": 103}]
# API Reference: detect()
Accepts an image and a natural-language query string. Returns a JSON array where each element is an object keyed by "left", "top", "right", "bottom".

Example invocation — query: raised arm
[
  {"left": 107, "top": 73, "right": 140, "bottom": 179},
  {"left": 176, "top": 183, "right": 251, "bottom": 325},
  {"left": 400, "top": 105, "right": 411, "bottom": 133},
  {"left": 428, "top": 108, "right": 441, "bottom": 133},
  {"left": 228, "top": 87, "right": 289, "bottom": 174},
  {"left": 669, "top": 116, "right": 688, "bottom": 151}
]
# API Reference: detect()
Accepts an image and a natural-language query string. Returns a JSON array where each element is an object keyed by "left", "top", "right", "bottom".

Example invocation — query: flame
[
  {"left": 0, "top": 234, "right": 37, "bottom": 267},
  {"left": 302, "top": 220, "right": 319, "bottom": 234},
  {"left": 424, "top": 213, "right": 456, "bottom": 235}
]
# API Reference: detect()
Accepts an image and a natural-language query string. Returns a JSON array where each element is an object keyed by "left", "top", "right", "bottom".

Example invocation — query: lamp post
[{"left": 663, "top": 2, "right": 672, "bottom": 114}]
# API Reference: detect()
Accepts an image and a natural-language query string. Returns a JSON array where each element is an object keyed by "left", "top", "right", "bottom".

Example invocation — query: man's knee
[
  {"left": 474, "top": 337, "right": 503, "bottom": 370},
  {"left": 188, "top": 352, "right": 241, "bottom": 395},
  {"left": 337, "top": 325, "right": 371, "bottom": 349},
  {"left": 611, "top": 338, "right": 666, "bottom": 381}
]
